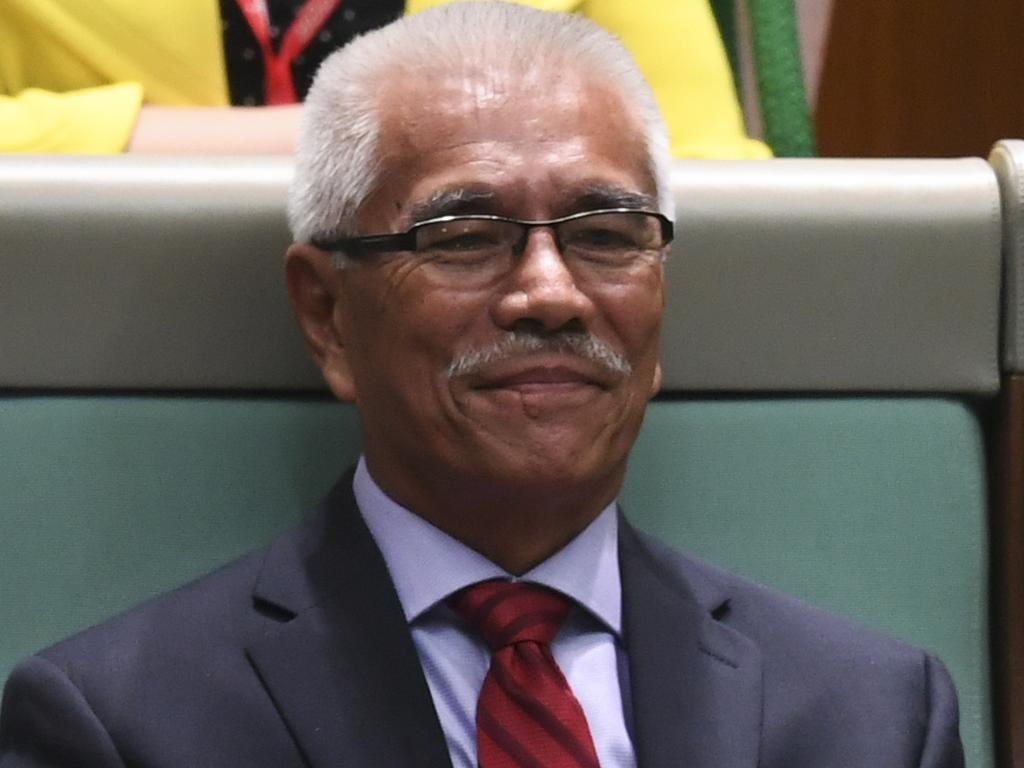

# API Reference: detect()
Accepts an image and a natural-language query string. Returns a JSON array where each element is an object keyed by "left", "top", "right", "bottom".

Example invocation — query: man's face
[{"left": 308, "top": 63, "right": 665, "bottom": 513}]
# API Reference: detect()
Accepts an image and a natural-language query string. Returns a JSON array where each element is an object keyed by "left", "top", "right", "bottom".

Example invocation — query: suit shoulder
[
  {"left": 37, "top": 545, "right": 269, "bottom": 675},
  {"left": 24, "top": 480, "right": 355, "bottom": 686},
  {"left": 629, "top": 528, "right": 963, "bottom": 764},
  {"left": 632, "top": 528, "right": 936, "bottom": 667}
]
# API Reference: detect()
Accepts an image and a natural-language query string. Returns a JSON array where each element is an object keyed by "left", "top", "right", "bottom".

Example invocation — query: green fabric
[
  {"left": 0, "top": 397, "right": 360, "bottom": 681},
  {"left": 745, "top": 0, "right": 816, "bottom": 156},
  {"left": 0, "top": 395, "right": 990, "bottom": 766},
  {"left": 623, "top": 398, "right": 991, "bottom": 768},
  {"left": 708, "top": 0, "right": 742, "bottom": 103}
]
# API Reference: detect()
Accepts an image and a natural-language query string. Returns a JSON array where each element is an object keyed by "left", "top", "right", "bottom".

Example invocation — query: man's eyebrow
[
  {"left": 408, "top": 189, "right": 498, "bottom": 223},
  {"left": 573, "top": 185, "right": 659, "bottom": 212}
]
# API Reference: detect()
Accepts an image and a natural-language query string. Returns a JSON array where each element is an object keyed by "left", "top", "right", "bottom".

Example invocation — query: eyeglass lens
[{"left": 413, "top": 212, "right": 664, "bottom": 272}]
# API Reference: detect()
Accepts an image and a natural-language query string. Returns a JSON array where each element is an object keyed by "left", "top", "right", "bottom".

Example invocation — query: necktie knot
[{"left": 453, "top": 580, "right": 571, "bottom": 651}]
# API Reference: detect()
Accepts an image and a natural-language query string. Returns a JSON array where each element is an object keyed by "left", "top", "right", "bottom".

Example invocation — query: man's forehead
[
  {"left": 376, "top": 59, "right": 639, "bottom": 150},
  {"left": 382, "top": 56, "right": 569, "bottom": 103},
  {"left": 363, "top": 62, "right": 652, "bottom": 219}
]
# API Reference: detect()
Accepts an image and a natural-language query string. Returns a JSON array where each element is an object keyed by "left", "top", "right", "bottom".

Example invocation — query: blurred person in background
[{"left": 0, "top": 0, "right": 768, "bottom": 157}]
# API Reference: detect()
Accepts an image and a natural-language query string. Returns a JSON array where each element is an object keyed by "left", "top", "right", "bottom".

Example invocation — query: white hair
[
  {"left": 287, "top": 1, "right": 673, "bottom": 244},
  {"left": 446, "top": 330, "right": 632, "bottom": 379}
]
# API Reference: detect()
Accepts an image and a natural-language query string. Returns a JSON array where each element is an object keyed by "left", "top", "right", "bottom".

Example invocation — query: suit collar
[
  {"left": 619, "top": 518, "right": 763, "bottom": 768},
  {"left": 247, "top": 475, "right": 453, "bottom": 767}
]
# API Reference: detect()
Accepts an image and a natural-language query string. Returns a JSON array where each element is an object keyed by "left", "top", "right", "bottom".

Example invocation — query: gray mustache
[{"left": 445, "top": 331, "right": 632, "bottom": 379}]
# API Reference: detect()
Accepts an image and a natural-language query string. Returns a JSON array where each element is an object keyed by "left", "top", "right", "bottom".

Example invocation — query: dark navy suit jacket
[{"left": 0, "top": 476, "right": 965, "bottom": 767}]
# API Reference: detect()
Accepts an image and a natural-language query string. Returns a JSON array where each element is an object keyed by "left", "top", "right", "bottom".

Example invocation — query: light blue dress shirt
[{"left": 354, "top": 458, "right": 636, "bottom": 768}]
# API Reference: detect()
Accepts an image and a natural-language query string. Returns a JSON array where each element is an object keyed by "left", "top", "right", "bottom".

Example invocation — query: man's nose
[{"left": 490, "top": 228, "right": 595, "bottom": 332}]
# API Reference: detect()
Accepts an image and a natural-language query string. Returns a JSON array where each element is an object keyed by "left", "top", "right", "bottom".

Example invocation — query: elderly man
[{"left": 0, "top": 3, "right": 963, "bottom": 767}]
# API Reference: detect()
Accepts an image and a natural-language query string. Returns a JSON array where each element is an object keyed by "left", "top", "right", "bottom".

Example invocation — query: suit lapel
[
  {"left": 246, "top": 478, "right": 453, "bottom": 768},
  {"left": 619, "top": 520, "right": 763, "bottom": 768}
]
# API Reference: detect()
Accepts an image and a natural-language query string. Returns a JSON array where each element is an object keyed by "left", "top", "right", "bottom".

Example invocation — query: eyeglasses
[{"left": 312, "top": 208, "right": 674, "bottom": 285}]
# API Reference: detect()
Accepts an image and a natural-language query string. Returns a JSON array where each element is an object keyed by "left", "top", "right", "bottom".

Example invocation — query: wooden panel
[
  {"left": 993, "top": 375, "right": 1024, "bottom": 768},
  {"left": 816, "top": 0, "right": 1024, "bottom": 157}
]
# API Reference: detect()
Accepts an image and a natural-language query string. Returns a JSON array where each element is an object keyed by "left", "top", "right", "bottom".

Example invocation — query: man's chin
[
  {"left": 461, "top": 430, "right": 624, "bottom": 490},
  {"left": 446, "top": 387, "right": 637, "bottom": 494}
]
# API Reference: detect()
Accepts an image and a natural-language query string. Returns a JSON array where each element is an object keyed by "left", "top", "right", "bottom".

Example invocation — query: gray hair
[
  {"left": 446, "top": 330, "right": 632, "bottom": 379},
  {"left": 287, "top": 1, "right": 673, "bottom": 244}
]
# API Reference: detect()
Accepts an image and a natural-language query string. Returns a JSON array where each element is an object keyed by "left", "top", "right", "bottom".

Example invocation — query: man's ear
[
  {"left": 284, "top": 243, "right": 358, "bottom": 403},
  {"left": 649, "top": 361, "right": 663, "bottom": 399}
]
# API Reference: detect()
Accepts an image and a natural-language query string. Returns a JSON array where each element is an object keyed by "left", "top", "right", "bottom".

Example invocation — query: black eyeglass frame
[{"left": 311, "top": 207, "right": 675, "bottom": 257}]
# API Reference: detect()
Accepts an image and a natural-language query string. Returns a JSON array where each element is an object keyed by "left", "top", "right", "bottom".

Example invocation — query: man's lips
[
  {"left": 484, "top": 368, "right": 596, "bottom": 392},
  {"left": 465, "top": 358, "right": 614, "bottom": 392}
]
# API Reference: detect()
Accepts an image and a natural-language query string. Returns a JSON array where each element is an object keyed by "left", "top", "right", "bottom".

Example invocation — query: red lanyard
[{"left": 234, "top": 0, "right": 344, "bottom": 104}]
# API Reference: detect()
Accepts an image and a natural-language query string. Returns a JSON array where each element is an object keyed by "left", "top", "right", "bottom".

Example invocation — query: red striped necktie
[{"left": 452, "top": 580, "right": 601, "bottom": 768}]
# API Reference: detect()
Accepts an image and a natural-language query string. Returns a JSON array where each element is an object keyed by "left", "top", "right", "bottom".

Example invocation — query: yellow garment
[
  {"left": 407, "top": 0, "right": 771, "bottom": 159},
  {"left": 1, "top": 0, "right": 769, "bottom": 158},
  {"left": 0, "top": 0, "right": 229, "bottom": 153}
]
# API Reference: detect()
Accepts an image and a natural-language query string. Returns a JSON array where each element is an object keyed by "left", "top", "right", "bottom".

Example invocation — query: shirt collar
[{"left": 353, "top": 457, "right": 622, "bottom": 635}]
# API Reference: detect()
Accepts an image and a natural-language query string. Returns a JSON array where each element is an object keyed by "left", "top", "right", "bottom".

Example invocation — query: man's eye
[
  {"left": 429, "top": 233, "right": 502, "bottom": 252},
  {"left": 417, "top": 220, "right": 506, "bottom": 253},
  {"left": 566, "top": 227, "right": 637, "bottom": 250},
  {"left": 421, "top": 236, "right": 503, "bottom": 270}
]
